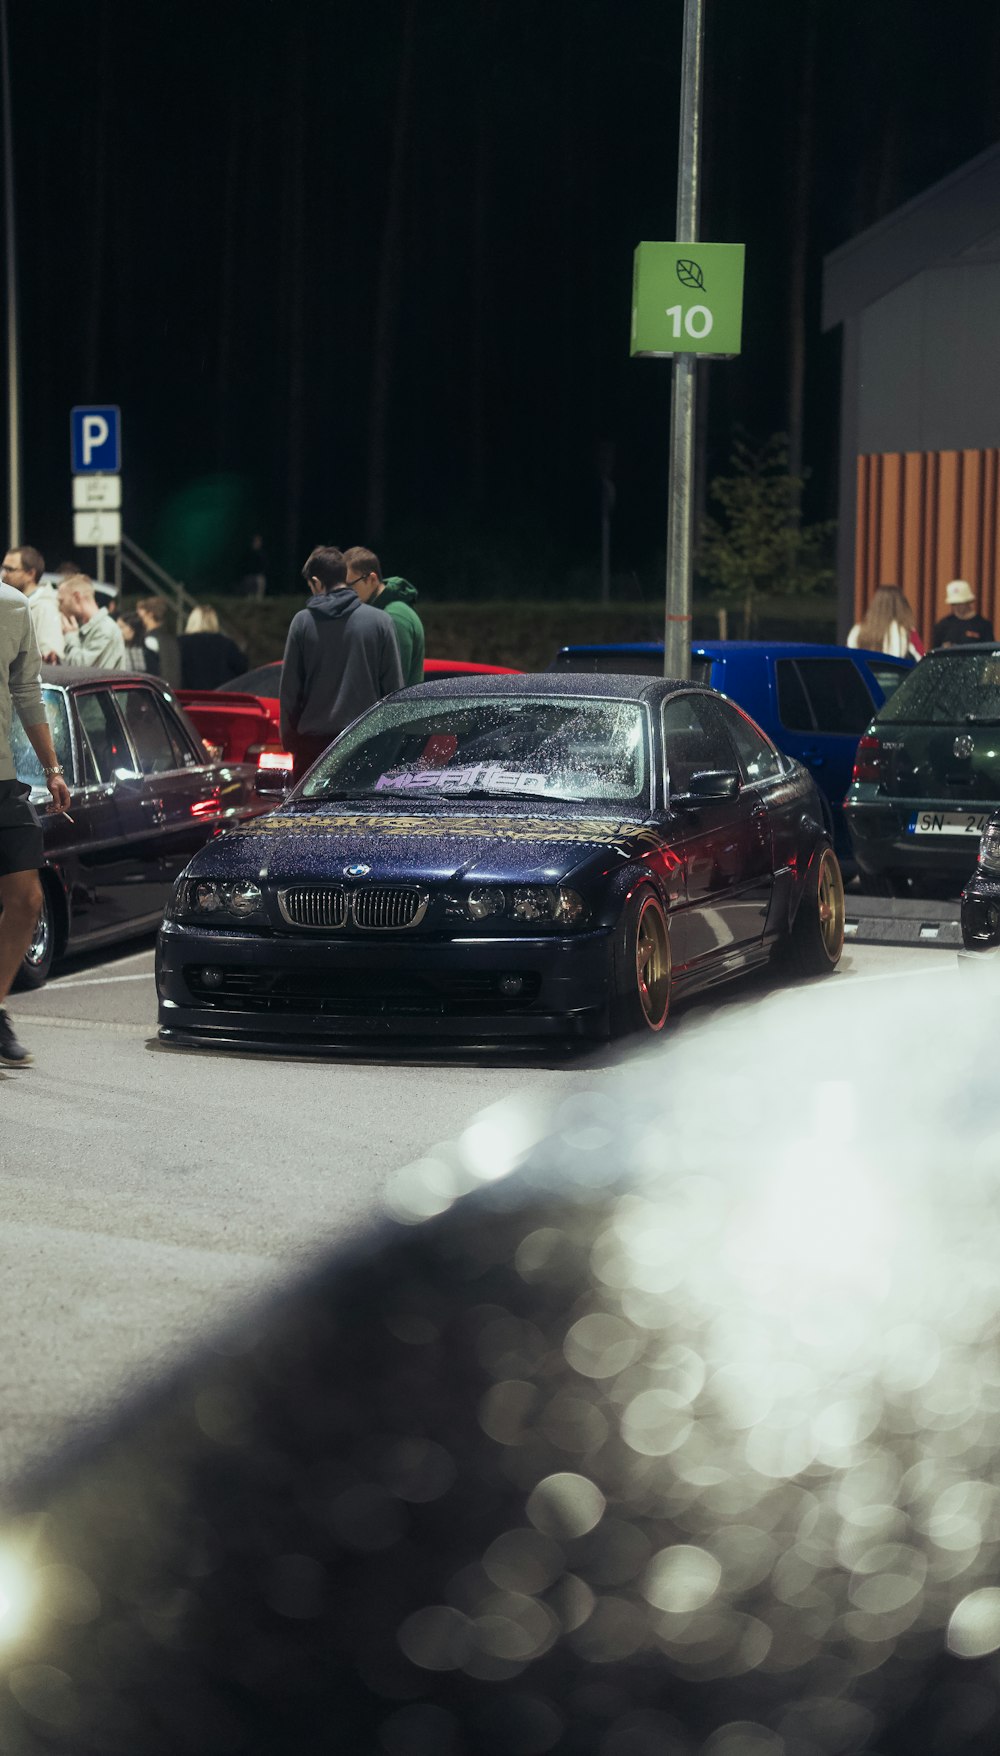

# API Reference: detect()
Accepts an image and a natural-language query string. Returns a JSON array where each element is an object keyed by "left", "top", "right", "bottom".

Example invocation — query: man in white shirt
[
  {"left": 59, "top": 576, "right": 127, "bottom": 670},
  {"left": 1, "top": 545, "right": 63, "bottom": 663}
]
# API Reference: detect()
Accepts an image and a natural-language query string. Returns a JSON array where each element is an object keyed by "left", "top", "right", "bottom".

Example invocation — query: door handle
[{"left": 802, "top": 751, "right": 825, "bottom": 768}]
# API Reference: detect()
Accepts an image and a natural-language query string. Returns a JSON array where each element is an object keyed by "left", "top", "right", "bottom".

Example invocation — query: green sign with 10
[{"left": 630, "top": 241, "right": 745, "bottom": 358}]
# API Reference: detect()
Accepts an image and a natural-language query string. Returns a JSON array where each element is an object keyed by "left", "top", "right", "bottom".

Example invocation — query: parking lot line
[{"left": 47, "top": 972, "right": 154, "bottom": 990}]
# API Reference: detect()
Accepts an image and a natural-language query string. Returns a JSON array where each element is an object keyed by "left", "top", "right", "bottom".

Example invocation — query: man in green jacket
[{"left": 343, "top": 547, "right": 424, "bottom": 687}]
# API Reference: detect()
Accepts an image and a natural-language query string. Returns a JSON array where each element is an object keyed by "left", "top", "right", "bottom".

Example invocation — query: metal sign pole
[
  {"left": 663, "top": 0, "right": 705, "bottom": 680},
  {"left": 1, "top": 0, "right": 21, "bottom": 546}
]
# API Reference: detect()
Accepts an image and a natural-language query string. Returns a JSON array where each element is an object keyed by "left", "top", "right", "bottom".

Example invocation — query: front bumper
[
  {"left": 156, "top": 920, "right": 615, "bottom": 1046},
  {"left": 961, "top": 869, "right": 1000, "bottom": 951},
  {"left": 845, "top": 799, "right": 987, "bottom": 883}
]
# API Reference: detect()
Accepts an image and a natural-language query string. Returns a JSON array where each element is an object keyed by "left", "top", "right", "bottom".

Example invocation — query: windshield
[
  {"left": 11, "top": 688, "right": 72, "bottom": 786},
  {"left": 300, "top": 696, "right": 650, "bottom": 805},
  {"left": 878, "top": 650, "right": 1000, "bottom": 725}
]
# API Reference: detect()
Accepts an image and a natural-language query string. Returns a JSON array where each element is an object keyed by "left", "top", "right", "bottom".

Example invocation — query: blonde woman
[
  {"left": 847, "top": 585, "right": 924, "bottom": 659},
  {"left": 178, "top": 604, "right": 247, "bottom": 689}
]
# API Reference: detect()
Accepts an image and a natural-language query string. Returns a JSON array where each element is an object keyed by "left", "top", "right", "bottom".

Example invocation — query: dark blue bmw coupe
[{"left": 156, "top": 675, "right": 844, "bottom": 1047}]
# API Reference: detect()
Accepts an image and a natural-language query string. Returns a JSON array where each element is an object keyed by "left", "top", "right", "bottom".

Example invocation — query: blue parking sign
[{"left": 71, "top": 405, "right": 121, "bottom": 474}]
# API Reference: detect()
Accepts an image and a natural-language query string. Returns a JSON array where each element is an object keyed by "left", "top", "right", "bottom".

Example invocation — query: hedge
[{"left": 174, "top": 594, "right": 837, "bottom": 672}]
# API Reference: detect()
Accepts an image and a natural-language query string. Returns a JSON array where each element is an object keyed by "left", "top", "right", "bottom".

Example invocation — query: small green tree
[{"left": 698, "top": 433, "right": 835, "bottom": 638}]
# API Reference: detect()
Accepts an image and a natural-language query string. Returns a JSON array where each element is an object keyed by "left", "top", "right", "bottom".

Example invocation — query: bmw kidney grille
[{"left": 278, "top": 885, "right": 428, "bottom": 931}]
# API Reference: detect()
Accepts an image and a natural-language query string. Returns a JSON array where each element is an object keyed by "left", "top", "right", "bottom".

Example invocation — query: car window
[
  {"left": 865, "top": 660, "right": 908, "bottom": 702},
  {"left": 775, "top": 660, "right": 815, "bottom": 731},
  {"left": 716, "top": 700, "right": 784, "bottom": 783},
  {"left": 10, "top": 687, "right": 72, "bottom": 786},
  {"left": 218, "top": 662, "right": 282, "bottom": 696},
  {"left": 301, "top": 696, "right": 650, "bottom": 806},
  {"left": 661, "top": 693, "right": 736, "bottom": 794},
  {"left": 152, "top": 694, "right": 200, "bottom": 768},
  {"left": 784, "top": 658, "right": 875, "bottom": 735},
  {"left": 76, "top": 690, "right": 133, "bottom": 782},
  {"left": 116, "top": 687, "right": 185, "bottom": 775}
]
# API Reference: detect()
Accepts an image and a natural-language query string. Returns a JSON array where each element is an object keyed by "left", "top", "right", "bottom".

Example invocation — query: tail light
[
  {"left": 249, "top": 745, "right": 294, "bottom": 787},
  {"left": 257, "top": 749, "right": 293, "bottom": 774},
  {"left": 852, "top": 734, "right": 882, "bottom": 784}
]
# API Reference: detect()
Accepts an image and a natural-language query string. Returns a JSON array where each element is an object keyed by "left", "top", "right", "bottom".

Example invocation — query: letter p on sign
[
  {"left": 71, "top": 405, "right": 121, "bottom": 474},
  {"left": 82, "top": 416, "right": 108, "bottom": 465}
]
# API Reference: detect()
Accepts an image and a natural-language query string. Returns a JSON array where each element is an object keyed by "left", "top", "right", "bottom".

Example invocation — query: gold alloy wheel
[
  {"left": 635, "top": 894, "right": 671, "bottom": 1029},
  {"left": 816, "top": 847, "right": 846, "bottom": 963}
]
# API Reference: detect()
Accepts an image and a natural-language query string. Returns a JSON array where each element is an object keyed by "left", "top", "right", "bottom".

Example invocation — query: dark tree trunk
[
  {"left": 366, "top": 0, "right": 418, "bottom": 545},
  {"left": 786, "top": 0, "right": 818, "bottom": 498},
  {"left": 216, "top": 88, "right": 241, "bottom": 467},
  {"left": 468, "top": 0, "right": 493, "bottom": 514},
  {"left": 84, "top": 1, "right": 112, "bottom": 399},
  {"left": 282, "top": 31, "right": 307, "bottom": 579}
]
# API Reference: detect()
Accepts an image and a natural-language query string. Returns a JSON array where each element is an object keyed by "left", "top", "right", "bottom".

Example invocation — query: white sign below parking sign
[
  {"left": 73, "top": 510, "right": 122, "bottom": 546},
  {"left": 72, "top": 474, "right": 121, "bottom": 511}
]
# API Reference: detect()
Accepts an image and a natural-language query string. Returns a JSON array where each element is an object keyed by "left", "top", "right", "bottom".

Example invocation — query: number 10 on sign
[{"left": 630, "top": 242, "right": 745, "bottom": 358}]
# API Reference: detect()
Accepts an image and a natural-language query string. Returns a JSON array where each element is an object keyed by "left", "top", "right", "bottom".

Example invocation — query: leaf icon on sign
[{"left": 676, "top": 258, "right": 705, "bottom": 290}]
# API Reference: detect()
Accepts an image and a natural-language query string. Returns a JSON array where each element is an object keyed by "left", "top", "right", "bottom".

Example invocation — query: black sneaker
[{"left": 0, "top": 1010, "right": 31, "bottom": 1067}]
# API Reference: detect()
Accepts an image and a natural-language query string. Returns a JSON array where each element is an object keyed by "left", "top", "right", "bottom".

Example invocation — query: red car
[{"left": 177, "top": 658, "right": 520, "bottom": 791}]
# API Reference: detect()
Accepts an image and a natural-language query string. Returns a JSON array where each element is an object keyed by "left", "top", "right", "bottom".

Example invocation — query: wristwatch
[{"left": 43, "top": 764, "right": 64, "bottom": 777}]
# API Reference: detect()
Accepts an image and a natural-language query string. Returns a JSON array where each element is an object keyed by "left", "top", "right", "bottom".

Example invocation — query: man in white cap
[{"left": 932, "top": 578, "right": 994, "bottom": 648}]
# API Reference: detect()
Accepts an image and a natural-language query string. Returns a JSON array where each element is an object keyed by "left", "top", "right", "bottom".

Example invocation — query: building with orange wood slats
[{"left": 823, "top": 144, "right": 1000, "bottom": 648}]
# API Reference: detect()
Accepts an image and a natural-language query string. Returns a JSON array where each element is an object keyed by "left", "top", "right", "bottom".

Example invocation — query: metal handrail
[
  {"left": 118, "top": 534, "right": 244, "bottom": 646},
  {"left": 120, "top": 534, "right": 196, "bottom": 621}
]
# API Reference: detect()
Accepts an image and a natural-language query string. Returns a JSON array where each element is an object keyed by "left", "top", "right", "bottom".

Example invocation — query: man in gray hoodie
[{"left": 280, "top": 546, "right": 404, "bottom": 781}]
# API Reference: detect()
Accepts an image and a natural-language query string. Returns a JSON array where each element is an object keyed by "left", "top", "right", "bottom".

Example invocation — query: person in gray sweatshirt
[
  {"left": 0, "top": 584, "right": 72, "bottom": 1064},
  {"left": 279, "top": 546, "right": 404, "bottom": 781}
]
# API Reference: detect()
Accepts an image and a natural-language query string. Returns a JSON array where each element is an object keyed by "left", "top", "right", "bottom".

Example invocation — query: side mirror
[{"left": 671, "top": 769, "right": 740, "bottom": 806}]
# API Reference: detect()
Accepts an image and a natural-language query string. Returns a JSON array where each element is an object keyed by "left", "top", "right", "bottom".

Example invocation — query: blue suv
[{"left": 548, "top": 641, "right": 913, "bottom": 863}]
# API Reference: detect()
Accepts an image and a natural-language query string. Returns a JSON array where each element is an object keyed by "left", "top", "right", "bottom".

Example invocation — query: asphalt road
[{"left": 0, "top": 932, "right": 959, "bottom": 1496}]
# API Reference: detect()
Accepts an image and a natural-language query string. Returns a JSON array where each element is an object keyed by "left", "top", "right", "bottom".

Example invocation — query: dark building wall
[{"left": 858, "top": 262, "right": 1000, "bottom": 455}]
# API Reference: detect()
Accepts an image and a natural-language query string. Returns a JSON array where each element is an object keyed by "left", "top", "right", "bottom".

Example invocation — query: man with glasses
[
  {"left": 1, "top": 544, "right": 63, "bottom": 664},
  {"left": 0, "top": 575, "right": 72, "bottom": 1065},
  {"left": 343, "top": 547, "right": 425, "bottom": 687}
]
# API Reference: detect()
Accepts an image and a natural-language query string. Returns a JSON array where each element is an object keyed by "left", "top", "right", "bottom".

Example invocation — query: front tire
[
  {"left": 14, "top": 886, "right": 55, "bottom": 991},
  {"left": 786, "top": 844, "right": 845, "bottom": 978},
  {"left": 611, "top": 889, "right": 672, "bottom": 1035}
]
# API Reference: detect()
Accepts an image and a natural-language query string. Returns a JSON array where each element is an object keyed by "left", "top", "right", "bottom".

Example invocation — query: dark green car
[{"left": 844, "top": 644, "right": 1000, "bottom": 894}]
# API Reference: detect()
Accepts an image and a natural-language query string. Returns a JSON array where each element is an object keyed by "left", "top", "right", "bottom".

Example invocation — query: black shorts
[{"left": 0, "top": 779, "right": 44, "bottom": 877}]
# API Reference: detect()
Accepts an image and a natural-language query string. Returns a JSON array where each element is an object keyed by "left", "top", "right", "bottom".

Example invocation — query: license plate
[{"left": 908, "top": 811, "right": 990, "bottom": 836}]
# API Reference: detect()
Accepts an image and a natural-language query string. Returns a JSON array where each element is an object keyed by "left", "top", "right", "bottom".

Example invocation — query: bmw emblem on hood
[{"left": 344, "top": 863, "right": 371, "bottom": 878}]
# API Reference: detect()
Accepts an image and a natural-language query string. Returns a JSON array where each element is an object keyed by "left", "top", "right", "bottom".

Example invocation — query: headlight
[
  {"left": 510, "top": 886, "right": 587, "bottom": 925},
  {"left": 978, "top": 824, "right": 1000, "bottom": 874},
  {"left": 167, "top": 879, "right": 265, "bottom": 924},
  {"left": 467, "top": 887, "right": 506, "bottom": 921}
]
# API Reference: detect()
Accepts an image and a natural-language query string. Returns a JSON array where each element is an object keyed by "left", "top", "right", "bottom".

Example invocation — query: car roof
[
  {"left": 396, "top": 672, "right": 701, "bottom": 702},
  {"left": 917, "top": 641, "right": 1000, "bottom": 654},
  {"left": 554, "top": 640, "right": 907, "bottom": 661},
  {"left": 39, "top": 666, "right": 171, "bottom": 690}
]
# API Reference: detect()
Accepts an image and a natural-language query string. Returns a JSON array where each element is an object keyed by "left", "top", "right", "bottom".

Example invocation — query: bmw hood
[{"left": 182, "top": 804, "right": 661, "bottom": 888}]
